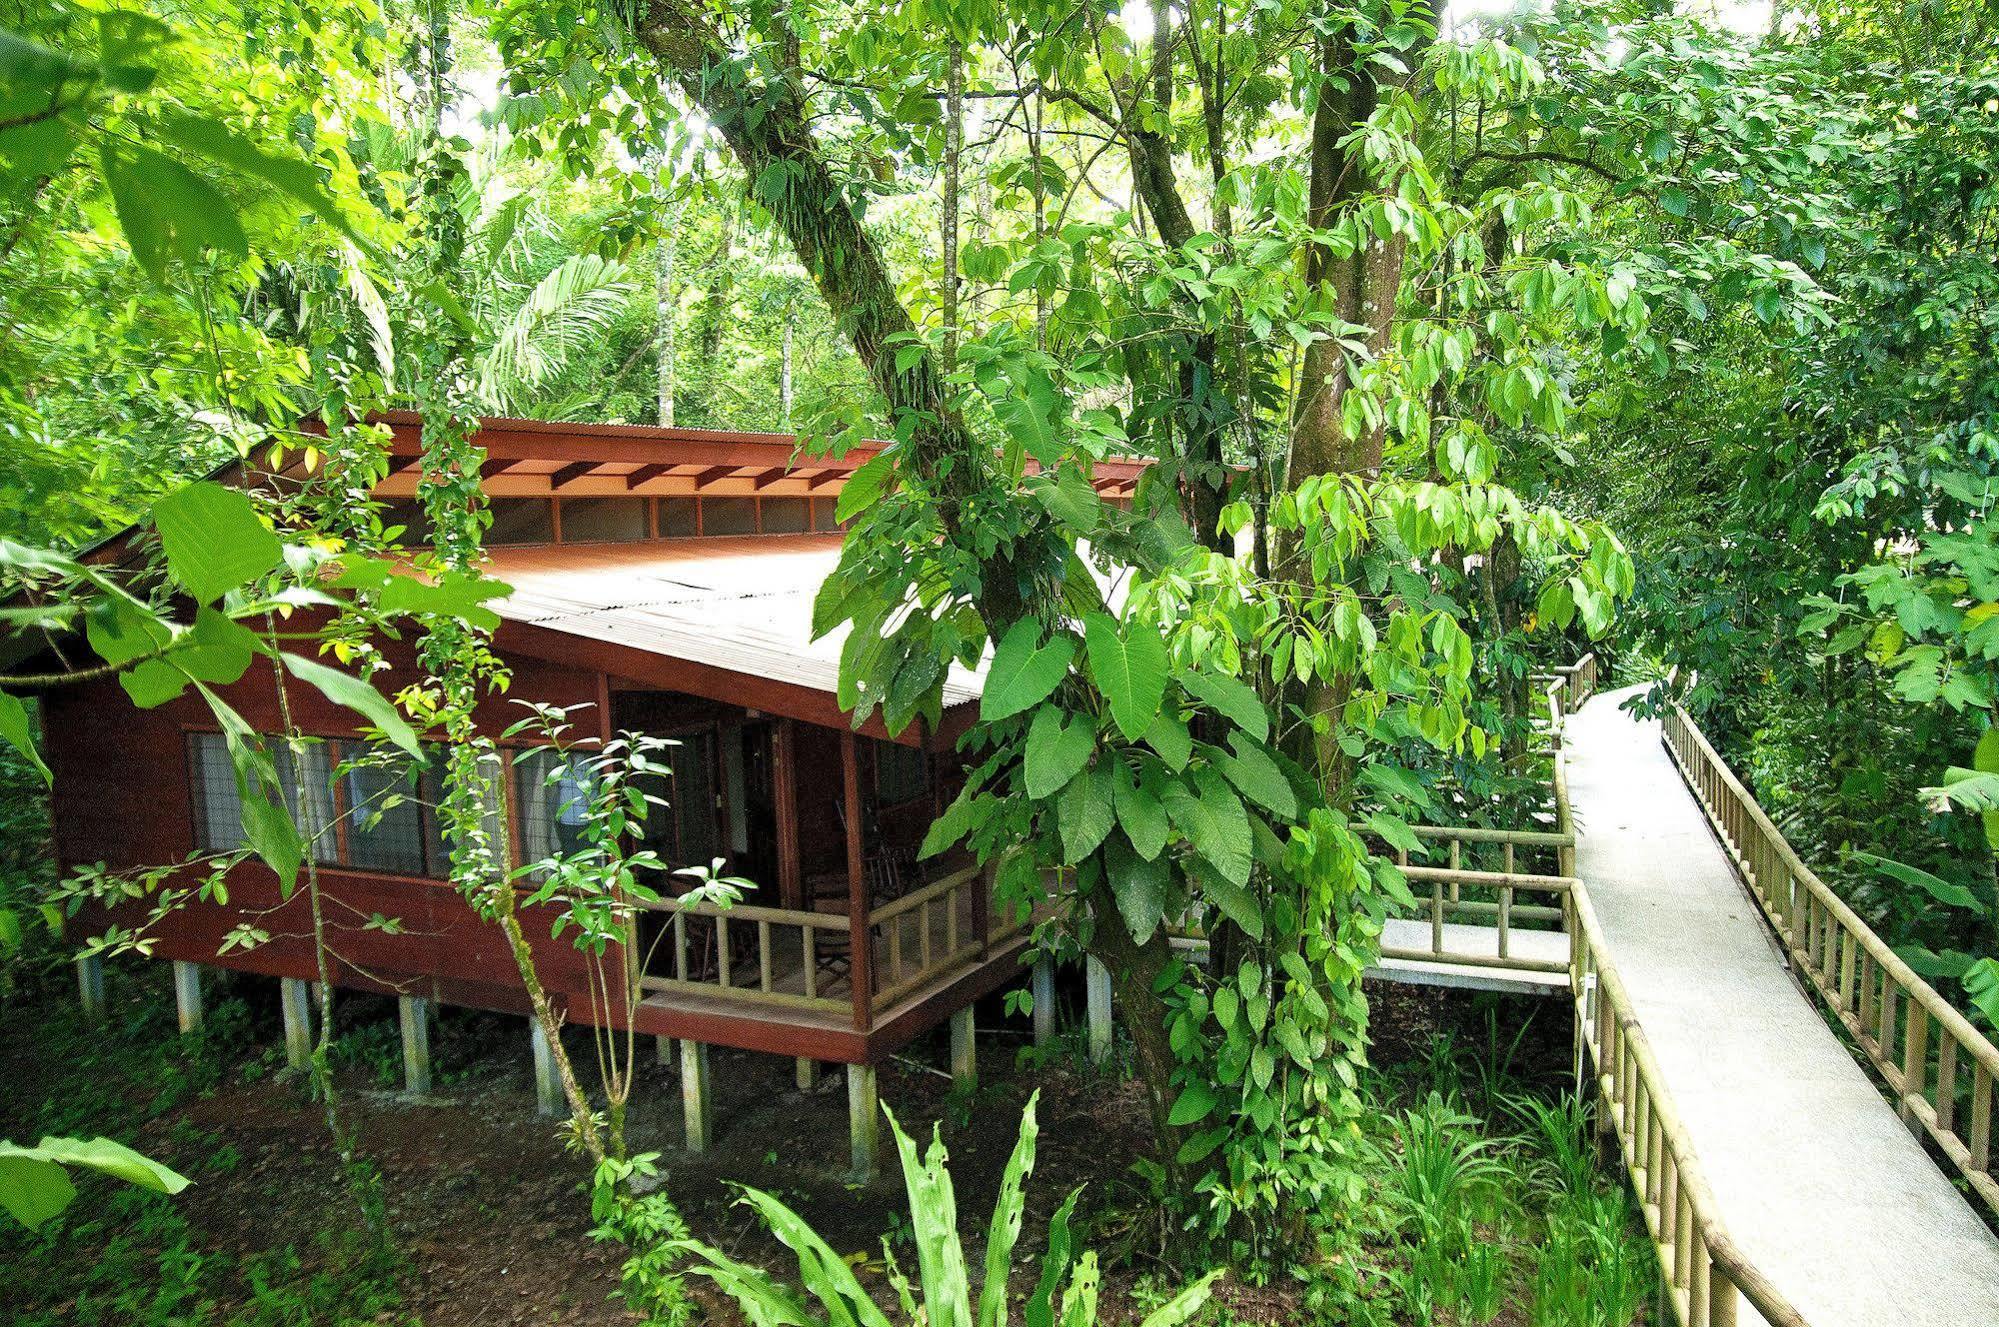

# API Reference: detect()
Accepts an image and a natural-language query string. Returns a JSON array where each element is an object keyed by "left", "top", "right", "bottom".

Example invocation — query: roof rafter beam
[
  {"left": 687, "top": 465, "right": 739, "bottom": 491},
  {"left": 624, "top": 463, "right": 671, "bottom": 490},
  {"left": 751, "top": 466, "right": 793, "bottom": 491},
  {"left": 548, "top": 461, "right": 598, "bottom": 490}
]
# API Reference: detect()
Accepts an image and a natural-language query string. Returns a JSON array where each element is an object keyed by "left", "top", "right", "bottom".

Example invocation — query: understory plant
[{"left": 674, "top": 1092, "right": 1218, "bottom": 1327}]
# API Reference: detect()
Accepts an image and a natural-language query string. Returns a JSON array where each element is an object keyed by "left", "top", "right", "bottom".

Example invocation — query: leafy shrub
[{"left": 675, "top": 1092, "right": 1217, "bottom": 1327}]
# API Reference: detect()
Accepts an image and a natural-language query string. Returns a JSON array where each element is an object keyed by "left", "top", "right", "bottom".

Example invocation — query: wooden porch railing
[
  {"left": 1368, "top": 669, "right": 1585, "bottom": 975},
  {"left": 1567, "top": 880, "right": 1809, "bottom": 1327},
  {"left": 869, "top": 864, "right": 1021, "bottom": 1010},
  {"left": 636, "top": 895, "right": 851, "bottom": 1015},
  {"left": 1374, "top": 821, "right": 1576, "bottom": 976},
  {"left": 1663, "top": 704, "right": 1999, "bottom": 1216}
]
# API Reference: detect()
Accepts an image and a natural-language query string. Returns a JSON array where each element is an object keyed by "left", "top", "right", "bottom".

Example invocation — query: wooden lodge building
[{"left": 42, "top": 414, "right": 1147, "bottom": 1175}]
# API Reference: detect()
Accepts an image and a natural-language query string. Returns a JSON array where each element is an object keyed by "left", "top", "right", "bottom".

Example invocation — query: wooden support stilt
[
  {"left": 530, "top": 1019, "right": 561, "bottom": 1116},
  {"left": 1085, "top": 956, "right": 1112, "bottom": 1064},
  {"left": 172, "top": 960, "right": 202, "bottom": 1034},
  {"left": 656, "top": 1034, "right": 675, "bottom": 1067},
  {"left": 1032, "top": 957, "right": 1055, "bottom": 1049},
  {"left": 796, "top": 1057, "right": 817, "bottom": 1092},
  {"left": 280, "top": 977, "right": 313, "bottom": 1070},
  {"left": 399, "top": 996, "right": 432, "bottom": 1096},
  {"left": 681, "top": 1039, "right": 713, "bottom": 1152},
  {"left": 76, "top": 954, "right": 105, "bottom": 1023},
  {"left": 949, "top": 1006, "right": 977, "bottom": 1092},
  {"left": 848, "top": 1063, "right": 879, "bottom": 1183}
]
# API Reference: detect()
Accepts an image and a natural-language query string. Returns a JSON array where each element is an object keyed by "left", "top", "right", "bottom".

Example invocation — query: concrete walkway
[{"left": 1566, "top": 687, "right": 1999, "bottom": 1325}]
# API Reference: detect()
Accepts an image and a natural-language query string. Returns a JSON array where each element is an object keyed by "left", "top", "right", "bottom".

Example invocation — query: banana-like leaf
[
  {"left": 669, "top": 1238, "right": 820, "bottom": 1327},
  {"left": 884, "top": 1105, "right": 973, "bottom": 1327},
  {"left": 731, "top": 1186, "right": 891, "bottom": 1327},
  {"left": 977, "top": 1091, "right": 1040, "bottom": 1327}
]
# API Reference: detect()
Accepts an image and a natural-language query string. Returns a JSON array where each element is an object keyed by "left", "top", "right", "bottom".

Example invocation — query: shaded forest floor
[{"left": 0, "top": 958, "right": 1646, "bottom": 1326}]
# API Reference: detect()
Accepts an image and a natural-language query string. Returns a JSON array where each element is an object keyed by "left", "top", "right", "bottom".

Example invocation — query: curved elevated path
[{"left": 1567, "top": 687, "right": 1999, "bottom": 1324}]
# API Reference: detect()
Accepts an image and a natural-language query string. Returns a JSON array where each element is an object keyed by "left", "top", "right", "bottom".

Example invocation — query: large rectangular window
[
  {"left": 189, "top": 732, "right": 246, "bottom": 854},
  {"left": 340, "top": 753, "right": 429, "bottom": 876},
  {"left": 190, "top": 732, "right": 492, "bottom": 880},
  {"left": 559, "top": 497, "right": 648, "bottom": 542}
]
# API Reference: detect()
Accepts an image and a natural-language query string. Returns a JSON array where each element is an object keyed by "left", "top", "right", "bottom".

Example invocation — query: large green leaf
[
  {"left": 921, "top": 783, "right": 997, "bottom": 859},
  {"left": 154, "top": 111, "right": 368, "bottom": 248},
  {"left": 1977, "top": 727, "right": 1999, "bottom": 852},
  {"left": 1163, "top": 767, "right": 1252, "bottom": 886},
  {"left": 883, "top": 1106, "right": 972, "bottom": 1327},
  {"left": 152, "top": 483, "right": 282, "bottom": 605},
  {"left": 1111, "top": 758, "right": 1169, "bottom": 860},
  {"left": 0, "top": 1135, "right": 189, "bottom": 1230},
  {"left": 1023, "top": 706, "right": 1094, "bottom": 801},
  {"left": 102, "top": 145, "right": 247, "bottom": 285},
  {"left": 1023, "top": 1188, "right": 1081, "bottom": 1327},
  {"left": 981, "top": 621, "right": 1076, "bottom": 722},
  {"left": 1179, "top": 669, "right": 1268, "bottom": 742},
  {"left": 1966, "top": 957, "right": 1999, "bottom": 1033},
  {"left": 978, "top": 1093, "right": 1040, "bottom": 1327},
  {"left": 835, "top": 450, "right": 896, "bottom": 522},
  {"left": 281, "top": 654, "right": 422, "bottom": 760},
  {"left": 1137, "top": 1272, "right": 1222, "bottom": 1327},
  {"left": 1105, "top": 835, "right": 1171, "bottom": 942},
  {"left": 1852, "top": 850, "right": 1986, "bottom": 915},
  {"left": 0, "top": 691, "right": 48, "bottom": 785},
  {"left": 1214, "top": 732, "right": 1297, "bottom": 820},
  {"left": 1084, "top": 613, "right": 1167, "bottom": 742},
  {"left": 1056, "top": 762, "right": 1116, "bottom": 863},
  {"left": 730, "top": 1185, "right": 893, "bottom": 1327},
  {"left": 1144, "top": 710, "right": 1192, "bottom": 772}
]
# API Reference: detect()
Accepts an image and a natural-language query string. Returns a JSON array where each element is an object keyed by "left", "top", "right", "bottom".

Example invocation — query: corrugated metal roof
[{"left": 484, "top": 536, "right": 985, "bottom": 709}]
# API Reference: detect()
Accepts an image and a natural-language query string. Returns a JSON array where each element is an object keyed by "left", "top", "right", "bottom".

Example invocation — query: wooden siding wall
[{"left": 43, "top": 629, "right": 628, "bottom": 1025}]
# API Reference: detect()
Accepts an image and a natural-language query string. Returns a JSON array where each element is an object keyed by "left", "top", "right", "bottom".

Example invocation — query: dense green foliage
[
  {"left": 5, "top": 0, "right": 1998, "bottom": 1318},
  {"left": 1567, "top": 0, "right": 1999, "bottom": 1022}
]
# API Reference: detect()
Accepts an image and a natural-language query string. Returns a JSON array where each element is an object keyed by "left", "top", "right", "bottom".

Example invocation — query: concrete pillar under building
[
  {"left": 76, "top": 954, "right": 105, "bottom": 1023},
  {"left": 399, "top": 996, "right": 432, "bottom": 1095},
  {"left": 1085, "top": 955, "right": 1113, "bottom": 1065},
  {"left": 279, "top": 977, "right": 313, "bottom": 1070},
  {"left": 1031, "top": 957, "right": 1055, "bottom": 1049},
  {"left": 847, "top": 1064, "right": 879, "bottom": 1183},
  {"left": 530, "top": 1018, "right": 561, "bottom": 1116},
  {"left": 949, "top": 1006, "right": 977, "bottom": 1092}
]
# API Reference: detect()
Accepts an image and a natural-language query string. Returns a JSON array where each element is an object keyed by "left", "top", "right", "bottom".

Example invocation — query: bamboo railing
[
  {"left": 1568, "top": 881, "right": 1809, "bottom": 1327},
  {"left": 637, "top": 894, "right": 851, "bottom": 1014},
  {"left": 1369, "top": 656, "right": 1592, "bottom": 974},
  {"left": 1375, "top": 821, "right": 1577, "bottom": 975},
  {"left": 869, "top": 864, "right": 1021, "bottom": 1010},
  {"left": 1663, "top": 705, "right": 1999, "bottom": 1216}
]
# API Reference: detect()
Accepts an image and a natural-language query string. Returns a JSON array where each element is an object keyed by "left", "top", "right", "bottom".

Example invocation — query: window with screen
[
  {"left": 811, "top": 498, "right": 841, "bottom": 532},
  {"left": 189, "top": 732, "right": 246, "bottom": 853},
  {"left": 659, "top": 498, "right": 698, "bottom": 537},
  {"left": 341, "top": 754, "right": 429, "bottom": 876},
  {"left": 487, "top": 497, "right": 557, "bottom": 545},
  {"left": 515, "top": 746, "right": 601, "bottom": 868},
  {"left": 190, "top": 732, "right": 463, "bottom": 879},
  {"left": 559, "top": 497, "right": 648, "bottom": 542},
  {"left": 874, "top": 741, "right": 929, "bottom": 807},
  {"left": 759, "top": 497, "right": 809, "bottom": 534},
  {"left": 701, "top": 497, "right": 757, "bottom": 536}
]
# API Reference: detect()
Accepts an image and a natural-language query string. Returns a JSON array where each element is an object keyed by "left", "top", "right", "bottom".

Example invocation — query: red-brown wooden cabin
[{"left": 37, "top": 414, "right": 1147, "bottom": 1170}]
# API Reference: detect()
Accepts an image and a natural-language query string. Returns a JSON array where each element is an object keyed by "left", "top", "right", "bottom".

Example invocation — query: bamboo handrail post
[
  {"left": 1972, "top": 1065, "right": 1992, "bottom": 1171},
  {"left": 1903, "top": 1004, "right": 1931, "bottom": 1123}
]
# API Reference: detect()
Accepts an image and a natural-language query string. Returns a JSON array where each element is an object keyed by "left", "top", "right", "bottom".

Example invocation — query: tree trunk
[
  {"left": 656, "top": 217, "right": 678, "bottom": 427},
  {"left": 1282, "top": 20, "right": 1434, "bottom": 785}
]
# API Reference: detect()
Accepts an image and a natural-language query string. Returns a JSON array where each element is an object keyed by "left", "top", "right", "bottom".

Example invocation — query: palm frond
[{"left": 476, "top": 253, "right": 635, "bottom": 412}]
